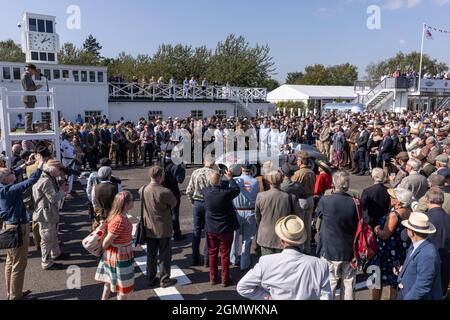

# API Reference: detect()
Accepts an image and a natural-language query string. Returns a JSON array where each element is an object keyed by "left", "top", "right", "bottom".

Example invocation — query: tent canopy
[{"left": 267, "top": 84, "right": 357, "bottom": 103}]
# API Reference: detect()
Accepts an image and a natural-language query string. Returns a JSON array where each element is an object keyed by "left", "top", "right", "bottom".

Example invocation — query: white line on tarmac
[{"left": 134, "top": 245, "right": 192, "bottom": 300}]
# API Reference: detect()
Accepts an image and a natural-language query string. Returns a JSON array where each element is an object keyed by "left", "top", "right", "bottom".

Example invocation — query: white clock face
[{"left": 28, "top": 32, "right": 57, "bottom": 52}]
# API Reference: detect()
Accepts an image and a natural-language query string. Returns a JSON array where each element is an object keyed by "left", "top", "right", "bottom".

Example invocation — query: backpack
[{"left": 352, "top": 198, "right": 378, "bottom": 270}]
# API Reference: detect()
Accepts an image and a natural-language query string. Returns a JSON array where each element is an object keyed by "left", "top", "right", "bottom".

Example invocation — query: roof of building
[{"left": 267, "top": 84, "right": 357, "bottom": 102}]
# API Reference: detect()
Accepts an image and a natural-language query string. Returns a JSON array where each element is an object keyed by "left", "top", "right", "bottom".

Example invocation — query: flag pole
[{"left": 418, "top": 23, "right": 426, "bottom": 94}]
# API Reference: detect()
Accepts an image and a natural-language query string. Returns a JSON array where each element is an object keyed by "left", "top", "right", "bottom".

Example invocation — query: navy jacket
[
  {"left": 398, "top": 240, "right": 442, "bottom": 300},
  {"left": 357, "top": 130, "right": 369, "bottom": 151},
  {"left": 0, "top": 168, "right": 42, "bottom": 224},
  {"left": 427, "top": 207, "right": 450, "bottom": 252},
  {"left": 316, "top": 192, "right": 359, "bottom": 262},
  {"left": 360, "top": 183, "right": 391, "bottom": 229},
  {"left": 379, "top": 136, "right": 394, "bottom": 161},
  {"left": 163, "top": 161, "right": 186, "bottom": 198},
  {"left": 203, "top": 179, "right": 240, "bottom": 234}
]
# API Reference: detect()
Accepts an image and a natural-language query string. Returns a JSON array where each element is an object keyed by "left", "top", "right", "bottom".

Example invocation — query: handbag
[
  {"left": 134, "top": 185, "right": 148, "bottom": 247},
  {"left": 82, "top": 221, "right": 107, "bottom": 257},
  {"left": 0, "top": 224, "right": 22, "bottom": 250}
]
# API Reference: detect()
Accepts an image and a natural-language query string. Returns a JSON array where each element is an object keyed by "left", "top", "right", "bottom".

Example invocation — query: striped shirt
[{"left": 108, "top": 214, "right": 133, "bottom": 245}]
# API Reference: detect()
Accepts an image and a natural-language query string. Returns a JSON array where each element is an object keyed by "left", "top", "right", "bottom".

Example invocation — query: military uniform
[
  {"left": 21, "top": 71, "right": 39, "bottom": 131},
  {"left": 125, "top": 128, "right": 140, "bottom": 166}
]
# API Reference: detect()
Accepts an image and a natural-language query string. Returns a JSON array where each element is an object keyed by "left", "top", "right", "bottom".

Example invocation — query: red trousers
[{"left": 207, "top": 232, "right": 233, "bottom": 283}]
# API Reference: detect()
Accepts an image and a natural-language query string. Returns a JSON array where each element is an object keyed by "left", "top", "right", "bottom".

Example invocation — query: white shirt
[
  {"left": 411, "top": 239, "right": 426, "bottom": 256},
  {"left": 237, "top": 249, "right": 332, "bottom": 300},
  {"left": 61, "top": 139, "right": 75, "bottom": 160},
  {"left": 278, "top": 131, "right": 288, "bottom": 146}
]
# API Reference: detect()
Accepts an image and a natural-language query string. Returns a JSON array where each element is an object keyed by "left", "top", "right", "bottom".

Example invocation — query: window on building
[
  {"left": 148, "top": 111, "right": 163, "bottom": 118},
  {"left": 31, "top": 51, "right": 39, "bottom": 61},
  {"left": 53, "top": 70, "right": 60, "bottom": 80},
  {"left": 97, "top": 72, "right": 104, "bottom": 83},
  {"left": 13, "top": 68, "right": 21, "bottom": 80},
  {"left": 81, "top": 71, "right": 87, "bottom": 82},
  {"left": 2, "top": 67, "right": 11, "bottom": 80},
  {"left": 37, "top": 19, "right": 45, "bottom": 32},
  {"left": 29, "top": 18, "right": 37, "bottom": 32},
  {"left": 215, "top": 110, "right": 227, "bottom": 118},
  {"left": 84, "top": 111, "right": 102, "bottom": 123},
  {"left": 47, "top": 53, "right": 55, "bottom": 62},
  {"left": 35, "top": 69, "right": 41, "bottom": 81},
  {"left": 191, "top": 110, "right": 203, "bottom": 120},
  {"left": 44, "top": 69, "right": 51, "bottom": 80},
  {"left": 39, "top": 52, "right": 47, "bottom": 61},
  {"left": 62, "top": 70, "right": 69, "bottom": 79},
  {"left": 89, "top": 71, "right": 96, "bottom": 82},
  {"left": 73, "top": 71, "right": 79, "bottom": 82},
  {"left": 45, "top": 20, "right": 53, "bottom": 33}
]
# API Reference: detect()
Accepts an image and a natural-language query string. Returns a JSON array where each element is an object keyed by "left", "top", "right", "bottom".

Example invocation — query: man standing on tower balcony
[{"left": 21, "top": 64, "right": 43, "bottom": 134}]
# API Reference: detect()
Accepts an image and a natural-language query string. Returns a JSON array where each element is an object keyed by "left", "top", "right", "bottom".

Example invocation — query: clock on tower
[{"left": 20, "top": 12, "right": 60, "bottom": 64}]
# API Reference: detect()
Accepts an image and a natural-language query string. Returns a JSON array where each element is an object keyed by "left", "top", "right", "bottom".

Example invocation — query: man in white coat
[{"left": 237, "top": 215, "right": 332, "bottom": 300}]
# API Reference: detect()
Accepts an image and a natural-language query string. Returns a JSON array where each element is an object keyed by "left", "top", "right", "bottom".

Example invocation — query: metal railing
[
  {"left": 356, "top": 77, "right": 418, "bottom": 105},
  {"left": 108, "top": 82, "right": 268, "bottom": 102},
  {"left": 0, "top": 87, "right": 61, "bottom": 163}
]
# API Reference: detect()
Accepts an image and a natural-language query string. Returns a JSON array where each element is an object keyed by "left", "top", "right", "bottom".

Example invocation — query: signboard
[{"left": 420, "top": 79, "right": 450, "bottom": 91}]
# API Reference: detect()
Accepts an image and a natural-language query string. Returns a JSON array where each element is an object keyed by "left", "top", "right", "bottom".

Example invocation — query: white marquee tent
[{"left": 267, "top": 84, "right": 357, "bottom": 104}]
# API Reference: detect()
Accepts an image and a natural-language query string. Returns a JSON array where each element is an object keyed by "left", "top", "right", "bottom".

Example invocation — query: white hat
[
  {"left": 401, "top": 212, "right": 436, "bottom": 234},
  {"left": 275, "top": 215, "right": 307, "bottom": 246}
]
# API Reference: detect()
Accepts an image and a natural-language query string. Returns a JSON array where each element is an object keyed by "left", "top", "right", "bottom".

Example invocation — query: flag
[{"left": 425, "top": 29, "right": 434, "bottom": 40}]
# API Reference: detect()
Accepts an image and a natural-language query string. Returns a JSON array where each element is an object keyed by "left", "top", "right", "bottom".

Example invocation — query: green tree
[
  {"left": 82, "top": 34, "right": 103, "bottom": 59},
  {"left": 286, "top": 63, "right": 358, "bottom": 85},
  {"left": 207, "top": 34, "right": 275, "bottom": 87},
  {"left": 0, "top": 40, "right": 25, "bottom": 62},
  {"left": 261, "top": 78, "right": 280, "bottom": 92},
  {"left": 365, "top": 51, "right": 448, "bottom": 80},
  {"left": 58, "top": 42, "right": 99, "bottom": 66},
  {"left": 286, "top": 72, "right": 304, "bottom": 84}
]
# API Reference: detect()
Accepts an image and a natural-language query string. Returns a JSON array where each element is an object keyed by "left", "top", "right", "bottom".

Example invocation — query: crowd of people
[{"left": 1, "top": 107, "right": 450, "bottom": 301}]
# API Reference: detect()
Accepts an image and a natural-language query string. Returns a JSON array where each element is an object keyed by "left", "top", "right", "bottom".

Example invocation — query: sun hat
[
  {"left": 388, "top": 188, "right": 413, "bottom": 206},
  {"left": 275, "top": 215, "right": 307, "bottom": 246},
  {"left": 316, "top": 160, "right": 332, "bottom": 175},
  {"left": 410, "top": 128, "right": 420, "bottom": 135},
  {"left": 45, "top": 159, "right": 63, "bottom": 168},
  {"left": 401, "top": 211, "right": 436, "bottom": 234}
]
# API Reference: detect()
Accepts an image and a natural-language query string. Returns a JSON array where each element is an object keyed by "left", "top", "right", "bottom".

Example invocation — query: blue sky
[{"left": 1, "top": 0, "right": 449, "bottom": 82}]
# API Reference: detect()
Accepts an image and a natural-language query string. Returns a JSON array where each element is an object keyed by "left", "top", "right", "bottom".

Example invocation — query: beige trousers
[
  {"left": 38, "top": 222, "right": 61, "bottom": 270},
  {"left": 3, "top": 223, "right": 30, "bottom": 300},
  {"left": 324, "top": 259, "right": 356, "bottom": 300}
]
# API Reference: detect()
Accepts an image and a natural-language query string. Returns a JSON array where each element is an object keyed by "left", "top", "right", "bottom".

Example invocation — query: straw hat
[
  {"left": 410, "top": 128, "right": 420, "bottom": 135},
  {"left": 401, "top": 212, "right": 436, "bottom": 234},
  {"left": 45, "top": 159, "right": 63, "bottom": 168},
  {"left": 275, "top": 215, "right": 307, "bottom": 246}
]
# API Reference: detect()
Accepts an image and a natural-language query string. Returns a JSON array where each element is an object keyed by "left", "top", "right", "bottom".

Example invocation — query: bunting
[{"left": 424, "top": 24, "right": 450, "bottom": 36}]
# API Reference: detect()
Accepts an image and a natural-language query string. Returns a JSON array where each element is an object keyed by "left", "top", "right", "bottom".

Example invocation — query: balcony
[{"left": 108, "top": 82, "right": 268, "bottom": 103}]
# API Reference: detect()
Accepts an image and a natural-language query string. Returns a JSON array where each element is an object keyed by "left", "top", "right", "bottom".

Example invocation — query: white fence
[{"left": 109, "top": 82, "right": 267, "bottom": 102}]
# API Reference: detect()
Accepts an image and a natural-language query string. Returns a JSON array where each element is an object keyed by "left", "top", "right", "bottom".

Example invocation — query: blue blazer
[{"left": 398, "top": 240, "right": 442, "bottom": 300}]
